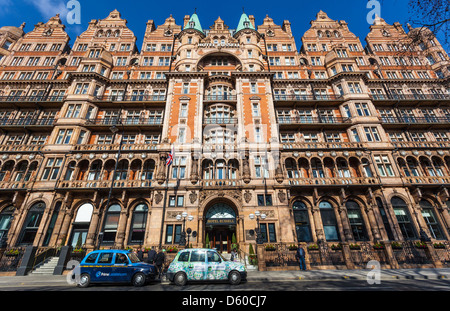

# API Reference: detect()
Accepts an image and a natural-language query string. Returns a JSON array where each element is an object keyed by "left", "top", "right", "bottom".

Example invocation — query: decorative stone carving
[
  {"left": 278, "top": 190, "right": 286, "bottom": 203},
  {"left": 189, "top": 191, "right": 198, "bottom": 204},
  {"left": 199, "top": 189, "right": 242, "bottom": 204},
  {"left": 244, "top": 190, "right": 252, "bottom": 203},
  {"left": 154, "top": 191, "right": 163, "bottom": 204}
]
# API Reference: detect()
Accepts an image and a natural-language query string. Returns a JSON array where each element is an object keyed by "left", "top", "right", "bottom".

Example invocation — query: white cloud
[{"left": 25, "top": 0, "right": 69, "bottom": 21}]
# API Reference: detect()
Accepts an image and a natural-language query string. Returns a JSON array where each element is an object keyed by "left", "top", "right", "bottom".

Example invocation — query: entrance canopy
[{"left": 205, "top": 202, "right": 236, "bottom": 225}]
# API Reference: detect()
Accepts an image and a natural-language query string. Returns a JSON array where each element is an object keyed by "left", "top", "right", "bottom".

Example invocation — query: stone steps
[{"left": 29, "top": 257, "right": 59, "bottom": 275}]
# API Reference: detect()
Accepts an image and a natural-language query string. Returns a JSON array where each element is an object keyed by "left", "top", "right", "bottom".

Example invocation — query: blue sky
[{"left": 0, "top": 0, "right": 417, "bottom": 49}]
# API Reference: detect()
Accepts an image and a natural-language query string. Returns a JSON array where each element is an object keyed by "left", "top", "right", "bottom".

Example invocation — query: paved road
[{"left": 1, "top": 278, "right": 449, "bottom": 291}]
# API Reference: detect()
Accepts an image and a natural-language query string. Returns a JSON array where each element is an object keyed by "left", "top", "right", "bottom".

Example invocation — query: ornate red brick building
[{"left": 0, "top": 10, "right": 449, "bottom": 270}]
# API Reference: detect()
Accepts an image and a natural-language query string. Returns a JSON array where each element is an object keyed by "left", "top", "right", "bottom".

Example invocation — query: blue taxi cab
[{"left": 76, "top": 249, "right": 157, "bottom": 287}]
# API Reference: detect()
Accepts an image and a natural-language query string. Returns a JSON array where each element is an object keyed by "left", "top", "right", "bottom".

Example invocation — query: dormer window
[
  {"left": 189, "top": 21, "right": 195, "bottom": 28},
  {"left": 244, "top": 21, "right": 250, "bottom": 28}
]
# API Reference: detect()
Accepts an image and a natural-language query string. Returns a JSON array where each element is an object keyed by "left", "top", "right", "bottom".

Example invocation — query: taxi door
[
  {"left": 206, "top": 250, "right": 226, "bottom": 280},
  {"left": 112, "top": 253, "right": 131, "bottom": 282},
  {"left": 93, "top": 252, "right": 114, "bottom": 282},
  {"left": 187, "top": 250, "right": 207, "bottom": 281}
]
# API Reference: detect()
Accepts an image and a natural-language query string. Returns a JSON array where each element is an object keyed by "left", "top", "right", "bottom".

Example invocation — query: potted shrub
[
  {"left": 307, "top": 244, "right": 319, "bottom": 251},
  {"left": 414, "top": 241, "right": 427, "bottom": 249},
  {"left": 288, "top": 244, "right": 298, "bottom": 251},
  {"left": 265, "top": 244, "right": 276, "bottom": 251},
  {"left": 433, "top": 242, "right": 445, "bottom": 249},
  {"left": 349, "top": 243, "right": 361, "bottom": 250},
  {"left": 248, "top": 244, "right": 257, "bottom": 265},
  {"left": 5, "top": 248, "right": 19, "bottom": 257},
  {"left": 373, "top": 243, "right": 385, "bottom": 250},
  {"left": 167, "top": 246, "right": 178, "bottom": 253},
  {"left": 391, "top": 242, "right": 403, "bottom": 250},
  {"left": 331, "top": 243, "right": 342, "bottom": 250}
]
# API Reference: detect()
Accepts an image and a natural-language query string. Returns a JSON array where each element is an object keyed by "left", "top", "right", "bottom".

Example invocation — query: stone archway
[{"left": 203, "top": 200, "right": 239, "bottom": 253}]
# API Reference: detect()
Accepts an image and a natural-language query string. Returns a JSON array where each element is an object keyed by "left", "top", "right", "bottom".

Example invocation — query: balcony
[
  {"left": 287, "top": 177, "right": 379, "bottom": 186},
  {"left": 93, "top": 95, "right": 167, "bottom": 103},
  {"left": 273, "top": 94, "right": 343, "bottom": 104},
  {"left": 0, "top": 118, "right": 56, "bottom": 129},
  {"left": 57, "top": 179, "right": 153, "bottom": 190},
  {"left": 0, "top": 95, "right": 66, "bottom": 103},
  {"left": 0, "top": 144, "right": 44, "bottom": 153},
  {"left": 379, "top": 116, "right": 450, "bottom": 129},
  {"left": 370, "top": 94, "right": 450, "bottom": 105},
  {"left": 278, "top": 116, "right": 351, "bottom": 129},
  {"left": 402, "top": 175, "right": 450, "bottom": 186},
  {"left": 0, "top": 180, "right": 33, "bottom": 191},
  {"left": 85, "top": 117, "right": 163, "bottom": 127},
  {"left": 73, "top": 143, "right": 158, "bottom": 152},
  {"left": 203, "top": 95, "right": 237, "bottom": 102},
  {"left": 282, "top": 142, "right": 366, "bottom": 150},
  {"left": 391, "top": 141, "right": 450, "bottom": 149},
  {"left": 203, "top": 117, "right": 238, "bottom": 125}
]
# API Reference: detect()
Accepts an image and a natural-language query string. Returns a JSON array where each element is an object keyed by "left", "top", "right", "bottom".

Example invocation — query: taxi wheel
[
  {"left": 132, "top": 272, "right": 146, "bottom": 287},
  {"left": 174, "top": 272, "right": 187, "bottom": 286},
  {"left": 228, "top": 271, "right": 241, "bottom": 285},
  {"left": 77, "top": 273, "right": 90, "bottom": 288}
]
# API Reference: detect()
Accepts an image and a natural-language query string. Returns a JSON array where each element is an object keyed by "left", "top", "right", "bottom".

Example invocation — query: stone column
[
  {"left": 337, "top": 205, "right": 353, "bottom": 242},
  {"left": 56, "top": 209, "right": 73, "bottom": 246},
  {"left": 85, "top": 210, "right": 101, "bottom": 249},
  {"left": 256, "top": 244, "right": 266, "bottom": 271},
  {"left": 365, "top": 204, "right": 382, "bottom": 241},
  {"left": 115, "top": 210, "right": 129, "bottom": 249},
  {"left": 311, "top": 205, "right": 324, "bottom": 242}
]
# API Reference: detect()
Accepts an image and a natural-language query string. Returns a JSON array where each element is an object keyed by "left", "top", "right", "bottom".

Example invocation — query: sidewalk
[
  {"left": 0, "top": 268, "right": 448, "bottom": 288},
  {"left": 245, "top": 268, "right": 450, "bottom": 282}
]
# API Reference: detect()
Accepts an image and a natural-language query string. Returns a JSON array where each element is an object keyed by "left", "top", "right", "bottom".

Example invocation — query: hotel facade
[{"left": 0, "top": 9, "right": 449, "bottom": 270}]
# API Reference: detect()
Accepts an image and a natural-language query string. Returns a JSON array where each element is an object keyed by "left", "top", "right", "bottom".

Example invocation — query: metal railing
[
  {"left": 94, "top": 95, "right": 167, "bottom": 102},
  {"left": 273, "top": 94, "right": 343, "bottom": 101},
  {"left": 370, "top": 94, "right": 450, "bottom": 101},
  {"left": 0, "top": 95, "right": 66, "bottom": 102},
  {"left": 85, "top": 117, "right": 163, "bottom": 126},
  {"left": 379, "top": 116, "right": 450, "bottom": 124},
  {"left": 0, "top": 118, "right": 56, "bottom": 126},
  {"left": 278, "top": 116, "right": 351, "bottom": 125}
]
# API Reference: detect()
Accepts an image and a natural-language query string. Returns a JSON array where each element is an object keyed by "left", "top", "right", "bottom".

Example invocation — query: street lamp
[
  {"left": 176, "top": 212, "right": 193, "bottom": 246},
  {"left": 249, "top": 211, "right": 266, "bottom": 244}
]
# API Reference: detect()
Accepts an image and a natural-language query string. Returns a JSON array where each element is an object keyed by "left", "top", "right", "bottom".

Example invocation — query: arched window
[
  {"left": 13, "top": 161, "right": 28, "bottom": 182},
  {"left": 70, "top": 203, "right": 94, "bottom": 248},
  {"left": 19, "top": 201, "right": 46, "bottom": 245},
  {"left": 216, "top": 160, "right": 226, "bottom": 179},
  {"left": 0, "top": 206, "right": 14, "bottom": 247},
  {"left": 311, "top": 158, "right": 324, "bottom": 178},
  {"left": 391, "top": 197, "right": 416, "bottom": 239},
  {"left": 346, "top": 200, "right": 367, "bottom": 241},
  {"left": 228, "top": 160, "right": 239, "bottom": 180},
  {"left": 129, "top": 203, "right": 148, "bottom": 244},
  {"left": 285, "top": 158, "right": 299, "bottom": 179},
  {"left": 64, "top": 161, "right": 76, "bottom": 181},
  {"left": 102, "top": 204, "right": 121, "bottom": 245},
  {"left": 142, "top": 160, "right": 155, "bottom": 180},
  {"left": 420, "top": 200, "right": 444, "bottom": 239},
  {"left": 114, "top": 160, "right": 128, "bottom": 180},
  {"left": 88, "top": 160, "right": 102, "bottom": 181},
  {"left": 203, "top": 160, "right": 214, "bottom": 180},
  {"left": 319, "top": 201, "right": 340, "bottom": 241},
  {"left": 293, "top": 201, "right": 312, "bottom": 242},
  {"left": 0, "top": 161, "right": 14, "bottom": 182}
]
